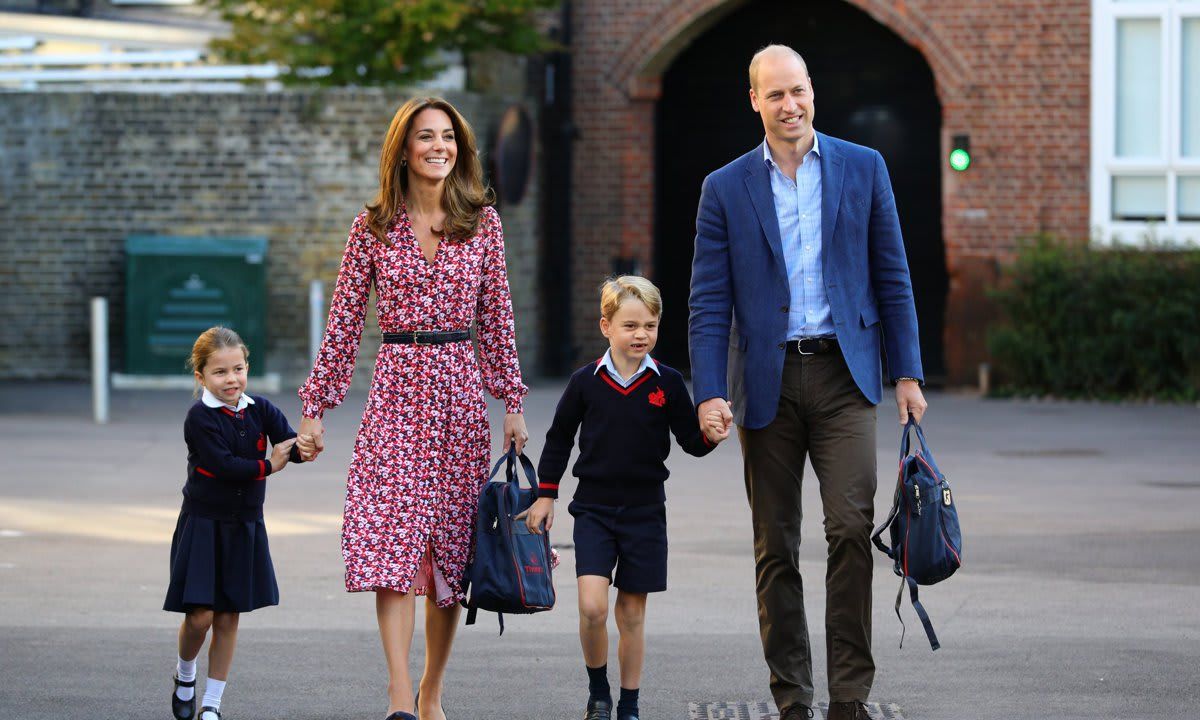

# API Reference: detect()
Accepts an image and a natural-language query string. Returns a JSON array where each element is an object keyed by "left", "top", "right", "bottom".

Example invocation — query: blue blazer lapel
[
  {"left": 820, "top": 133, "right": 845, "bottom": 258},
  {"left": 743, "top": 151, "right": 786, "bottom": 269}
]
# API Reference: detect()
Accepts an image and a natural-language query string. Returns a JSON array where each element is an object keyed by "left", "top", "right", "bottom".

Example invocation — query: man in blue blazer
[{"left": 688, "top": 45, "right": 928, "bottom": 720}]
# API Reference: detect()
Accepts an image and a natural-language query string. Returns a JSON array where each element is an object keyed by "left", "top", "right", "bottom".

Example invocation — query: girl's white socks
[
  {"left": 175, "top": 657, "right": 197, "bottom": 701},
  {"left": 201, "top": 677, "right": 226, "bottom": 710}
]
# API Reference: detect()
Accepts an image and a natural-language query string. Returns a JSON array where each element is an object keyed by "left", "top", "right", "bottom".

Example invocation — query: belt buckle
[
  {"left": 412, "top": 331, "right": 430, "bottom": 346},
  {"left": 796, "top": 339, "right": 814, "bottom": 355}
]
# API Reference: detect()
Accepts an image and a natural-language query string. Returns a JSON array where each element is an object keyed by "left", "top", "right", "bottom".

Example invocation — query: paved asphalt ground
[{"left": 1, "top": 380, "right": 1198, "bottom": 720}]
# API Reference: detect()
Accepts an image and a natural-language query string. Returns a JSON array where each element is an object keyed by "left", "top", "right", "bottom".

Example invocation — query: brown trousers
[{"left": 737, "top": 350, "right": 878, "bottom": 710}]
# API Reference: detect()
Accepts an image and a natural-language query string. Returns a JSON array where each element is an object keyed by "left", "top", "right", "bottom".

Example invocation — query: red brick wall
[{"left": 570, "top": 0, "right": 1091, "bottom": 384}]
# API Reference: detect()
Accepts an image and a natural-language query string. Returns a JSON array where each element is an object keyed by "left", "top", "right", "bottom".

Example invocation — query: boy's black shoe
[
  {"left": 170, "top": 674, "right": 196, "bottom": 720},
  {"left": 617, "top": 713, "right": 639, "bottom": 720},
  {"left": 584, "top": 697, "right": 613, "bottom": 720}
]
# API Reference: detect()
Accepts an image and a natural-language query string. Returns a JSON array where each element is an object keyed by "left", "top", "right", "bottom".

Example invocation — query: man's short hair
[
  {"left": 600, "top": 275, "right": 663, "bottom": 320},
  {"left": 748, "top": 44, "right": 809, "bottom": 90}
]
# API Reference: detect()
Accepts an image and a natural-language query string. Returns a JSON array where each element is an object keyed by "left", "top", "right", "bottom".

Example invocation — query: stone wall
[{"left": 0, "top": 88, "right": 542, "bottom": 385}]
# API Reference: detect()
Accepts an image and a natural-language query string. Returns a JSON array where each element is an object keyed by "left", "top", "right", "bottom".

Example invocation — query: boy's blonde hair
[{"left": 599, "top": 275, "right": 662, "bottom": 320}]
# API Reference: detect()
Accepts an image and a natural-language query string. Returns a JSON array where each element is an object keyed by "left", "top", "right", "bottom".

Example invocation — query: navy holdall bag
[
  {"left": 462, "top": 443, "right": 555, "bottom": 634},
  {"left": 871, "top": 417, "right": 962, "bottom": 650}
]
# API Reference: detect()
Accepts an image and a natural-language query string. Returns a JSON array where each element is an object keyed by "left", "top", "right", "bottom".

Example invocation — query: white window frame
[{"left": 1092, "top": 0, "right": 1200, "bottom": 246}]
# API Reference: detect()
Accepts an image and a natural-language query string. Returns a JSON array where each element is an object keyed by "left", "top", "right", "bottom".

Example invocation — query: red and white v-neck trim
[{"left": 596, "top": 363, "right": 657, "bottom": 396}]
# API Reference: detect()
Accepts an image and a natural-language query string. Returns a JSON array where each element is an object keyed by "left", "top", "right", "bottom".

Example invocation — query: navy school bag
[
  {"left": 462, "top": 444, "right": 556, "bottom": 634},
  {"left": 871, "top": 417, "right": 962, "bottom": 650}
]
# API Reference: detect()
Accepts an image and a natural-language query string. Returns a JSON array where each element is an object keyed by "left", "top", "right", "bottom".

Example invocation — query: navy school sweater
[
  {"left": 181, "top": 395, "right": 303, "bottom": 520},
  {"left": 536, "top": 358, "right": 715, "bottom": 506}
]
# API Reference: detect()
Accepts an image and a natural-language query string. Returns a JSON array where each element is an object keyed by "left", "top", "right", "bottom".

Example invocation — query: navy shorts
[{"left": 569, "top": 500, "right": 668, "bottom": 593}]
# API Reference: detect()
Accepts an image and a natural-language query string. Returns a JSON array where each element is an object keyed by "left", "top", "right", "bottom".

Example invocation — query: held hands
[
  {"left": 502, "top": 412, "right": 529, "bottom": 455},
  {"left": 270, "top": 437, "right": 298, "bottom": 473},
  {"left": 698, "top": 397, "right": 733, "bottom": 444},
  {"left": 895, "top": 379, "right": 928, "bottom": 425},
  {"left": 296, "top": 416, "right": 325, "bottom": 461},
  {"left": 516, "top": 496, "right": 555, "bottom": 535},
  {"left": 703, "top": 409, "right": 730, "bottom": 443}
]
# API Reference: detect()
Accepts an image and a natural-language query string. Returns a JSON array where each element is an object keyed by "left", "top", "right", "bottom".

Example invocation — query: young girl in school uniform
[{"left": 164, "top": 326, "right": 304, "bottom": 720}]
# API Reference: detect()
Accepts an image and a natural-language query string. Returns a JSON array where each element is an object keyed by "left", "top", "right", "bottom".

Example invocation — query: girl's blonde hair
[
  {"left": 365, "top": 96, "right": 495, "bottom": 245},
  {"left": 188, "top": 326, "right": 249, "bottom": 397},
  {"left": 599, "top": 275, "right": 663, "bottom": 320}
]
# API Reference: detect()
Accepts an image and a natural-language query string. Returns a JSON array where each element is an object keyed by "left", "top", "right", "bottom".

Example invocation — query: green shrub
[{"left": 987, "top": 237, "right": 1200, "bottom": 401}]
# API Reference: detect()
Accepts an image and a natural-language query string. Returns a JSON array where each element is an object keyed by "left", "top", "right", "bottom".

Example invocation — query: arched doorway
[{"left": 652, "top": 0, "right": 947, "bottom": 382}]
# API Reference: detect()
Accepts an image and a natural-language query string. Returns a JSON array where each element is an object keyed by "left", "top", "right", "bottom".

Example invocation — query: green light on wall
[{"left": 950, "top": 134, "right": 971, "bottom": 171}]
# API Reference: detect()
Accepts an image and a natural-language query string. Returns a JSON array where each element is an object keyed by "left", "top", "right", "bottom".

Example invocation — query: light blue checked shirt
[{"left": 763, "top": 136, "right": 835, "bottom": 339}]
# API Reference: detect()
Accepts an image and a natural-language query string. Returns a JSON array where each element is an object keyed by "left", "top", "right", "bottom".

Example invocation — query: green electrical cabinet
[{"left": 124, "top": 236, "right": 268, "bottom": 376}]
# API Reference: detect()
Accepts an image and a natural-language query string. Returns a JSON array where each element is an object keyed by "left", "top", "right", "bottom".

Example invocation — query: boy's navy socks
[
  {"left": 586, "top": 664, "right": 611, "bottom": 701},
  {"left": 617, "top": 687, "right": 639, "bottom": 718}
]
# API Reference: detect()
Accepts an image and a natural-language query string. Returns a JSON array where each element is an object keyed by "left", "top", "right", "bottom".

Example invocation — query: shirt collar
[
  {"left": 762, "top": 133, "right": 821, "bottom": 168},
  {"left": 201, "top": 387, "right": 254, "bottom": 412},
  {"left": 595, "top": 349, "right": 659, "bottom": 384}
]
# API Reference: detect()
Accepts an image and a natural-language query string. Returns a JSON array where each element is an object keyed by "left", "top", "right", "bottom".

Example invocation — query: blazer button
[
  {"left": 781, "top": 305, "right": 789, "bottom": 313},
  {"left": 239, "top": 431, "right": 245, "bottom": 436},
  {"left": 778, "top": 342, "right": 785, "bottom": 349}
]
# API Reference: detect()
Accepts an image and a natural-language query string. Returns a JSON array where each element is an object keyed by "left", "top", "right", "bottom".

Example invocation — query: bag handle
[
  {"left": 901, "top": 415, "right": 946, "bottom": 481},
  {"left": 487, "top": 442, "right": 539, "bottom": 494},
  {"left": 899, "top": 415, "right": 931, "bottom": 461}
]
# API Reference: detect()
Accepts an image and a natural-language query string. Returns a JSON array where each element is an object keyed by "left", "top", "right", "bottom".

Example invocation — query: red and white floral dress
[{"left": 299, "top": 205, "right": 527, "bottom": 606}]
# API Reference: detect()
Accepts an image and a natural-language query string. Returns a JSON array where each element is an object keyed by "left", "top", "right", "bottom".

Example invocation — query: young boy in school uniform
[{"left": 520, "top": 275, "right": 729, "bottom": 720}]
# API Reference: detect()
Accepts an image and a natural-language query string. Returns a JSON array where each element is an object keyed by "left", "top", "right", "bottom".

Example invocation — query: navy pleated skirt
[{"left": 163, "top": 509, "right": 279, "bottom": 614}]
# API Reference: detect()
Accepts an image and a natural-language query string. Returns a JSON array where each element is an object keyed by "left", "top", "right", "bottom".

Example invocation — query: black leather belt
[
  {"left": 382, "top": 330, "right": 471, "bottom": 345},
  {"left": 787, "top": 337, "right": 839, "bottom": 355}
]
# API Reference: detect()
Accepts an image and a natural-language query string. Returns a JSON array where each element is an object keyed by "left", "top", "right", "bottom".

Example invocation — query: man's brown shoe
[
  {"left": 779, "top": 705, "right": 814, "bottom": 720},
  {"left": 825, "top": 701, "right": 870, "bottom": 720}
]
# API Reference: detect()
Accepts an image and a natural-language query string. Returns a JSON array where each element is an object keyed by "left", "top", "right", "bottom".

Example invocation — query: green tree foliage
[
  {"left": 201, "top": 0, "right": 556, "bottom": 85},
  {"left": 988, "top": 236, "right": 1200, "bottom": 401}
]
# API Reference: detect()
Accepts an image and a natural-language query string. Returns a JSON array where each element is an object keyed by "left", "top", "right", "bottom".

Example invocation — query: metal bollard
[
  {"left": 309, "top": 279, "right": 325, "bottom": 363},
  {"left": 91, "top": 297, "right": 109, "bottom": 424}
]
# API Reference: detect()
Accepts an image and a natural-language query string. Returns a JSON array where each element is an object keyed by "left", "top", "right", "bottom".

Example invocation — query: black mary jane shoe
[
  {"left": 171, "top": 674, "right": 197, "bottom": 720},
  {"left": 197, "top": 706, "right": 222, "bottom": 720}
]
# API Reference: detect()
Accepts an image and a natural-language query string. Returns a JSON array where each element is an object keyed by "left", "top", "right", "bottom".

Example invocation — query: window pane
[
  {"left": 1116, "top": 18, "right": 1161, "bottom": 157},
  {"left": 1180, "top": 177, "right": 1200, "bottom": 221},
  {"left": 1112, "top": 176, "right": 1167, "bottom": 220},
  {"left": 1183, "top": 19, "right": 1200, "bottom": 157}
]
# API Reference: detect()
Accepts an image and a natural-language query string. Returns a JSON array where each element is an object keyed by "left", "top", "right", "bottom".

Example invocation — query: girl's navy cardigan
[{"left": 181, "top": 395, "right": 302, "bottom": 520}]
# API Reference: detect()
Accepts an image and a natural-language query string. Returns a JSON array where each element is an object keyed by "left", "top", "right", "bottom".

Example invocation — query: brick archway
[
  {"left": 568, "top": 0, "right": 1091, "bottom": 383},
  {"left": 607, "top": 0, "right": 969, "bottom": 277}
]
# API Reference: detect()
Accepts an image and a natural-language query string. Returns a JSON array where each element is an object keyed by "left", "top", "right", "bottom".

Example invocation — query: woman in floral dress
[{"left": 296, "top": 97, "right": 528, "bottom": 720}]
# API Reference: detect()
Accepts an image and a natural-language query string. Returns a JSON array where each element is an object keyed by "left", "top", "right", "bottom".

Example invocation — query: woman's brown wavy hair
[{"left": 365, "top": 97, "right": 494, "bottom": 245}]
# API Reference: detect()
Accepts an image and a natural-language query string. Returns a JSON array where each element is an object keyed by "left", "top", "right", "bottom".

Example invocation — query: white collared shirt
[
  {"left": 595, "top": 349, "right": 660, "bottom": 387},
  {"left": 201, "top": 387, "right": 255, "bottom": 412}
]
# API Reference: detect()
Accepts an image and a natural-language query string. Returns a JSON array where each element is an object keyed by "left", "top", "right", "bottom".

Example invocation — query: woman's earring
[{"left": 401, "top": 157, "right": 407, "bottom": 166}]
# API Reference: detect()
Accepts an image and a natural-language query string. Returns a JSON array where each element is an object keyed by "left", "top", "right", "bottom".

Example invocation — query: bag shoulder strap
[
  {"left": 463, "top": 596, "right": 506, "bottom": 636},
  {"left": 893, "top": 575, "right": 940, "bottom": 651},
  {"left": 872, "top": 463, "right": 906, "bottom": 558}
]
